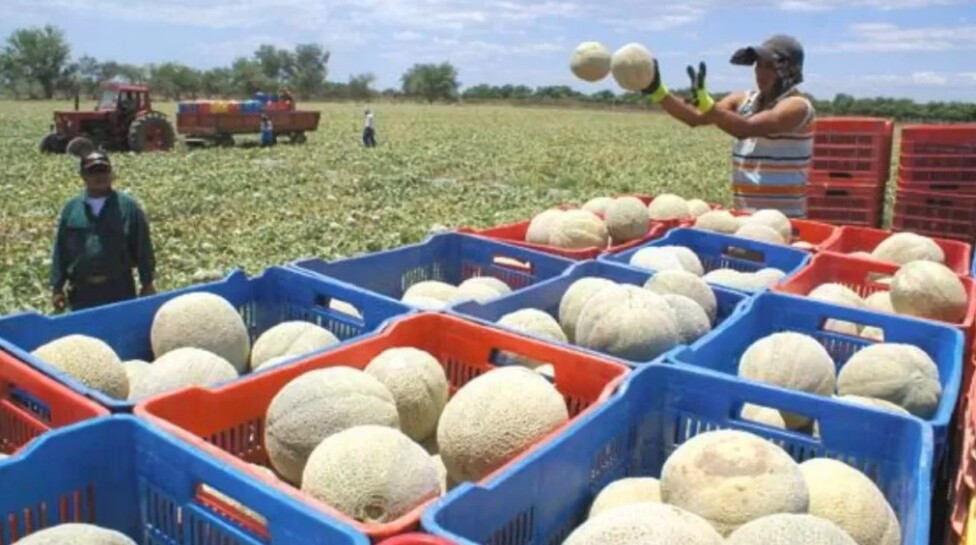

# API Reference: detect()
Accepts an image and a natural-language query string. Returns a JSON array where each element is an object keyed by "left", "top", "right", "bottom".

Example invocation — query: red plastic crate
[
  {"left": 893, "top": 187, "right": 976, "bottom": 243},
  {"left": 135, "top": 313, "right": 629, "bottom": 542},
  {"left": 950, "top": 356, "right": 976, "bottom": 543},
  {"left": 806, "top": 182, "right": 884, "bottom": 227},
  {"left": 811, "top": 117, "right": 894, "bottom": 185},
  {"left": 819, "top": 225, "right": 973, "bottom": 276},
  {"left": 901, "top": 124, "right": 976, "bottom": 156},
  {"left": 0, "top": 349, "right": 107, "bottom": 455},
  {"left": 379, "top": 535, "right": 454, "bottom": 545}
]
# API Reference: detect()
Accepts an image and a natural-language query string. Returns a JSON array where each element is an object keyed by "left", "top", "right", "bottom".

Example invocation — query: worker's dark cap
[
  {"left": 80, "top": 152, "right": 111, "bottom": 174},
  {"left": 731, "top": 35, "right": 804, "bottom": 70}
]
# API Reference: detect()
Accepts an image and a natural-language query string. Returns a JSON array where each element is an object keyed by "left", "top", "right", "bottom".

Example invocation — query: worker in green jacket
[{"left": 51, "top": 152, "right": 156, "bottom": 312}]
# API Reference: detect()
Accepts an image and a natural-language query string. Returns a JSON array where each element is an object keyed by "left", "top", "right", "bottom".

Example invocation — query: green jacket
[{"left": 51, "top": 190, "right": 155, "bottom": 290}]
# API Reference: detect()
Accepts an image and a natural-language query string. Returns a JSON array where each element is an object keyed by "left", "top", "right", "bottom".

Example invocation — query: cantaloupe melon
[
  {"left": 498, "top": 309, "right": 568, "bottom": 368},
  {"left": 610, "top": 44, "right": 656, "bottom": 92},
  {"left": 660, "top": 430, "right": 809, "bottom": 536},
  {"left": 589, "top": 478, "right": 661, "bottom": 519},
  {"left": 122, "top": 360, "right": 151, "bottom": 387},
  {"left": 741, "top": 404, "right": 787, "bottom": 429},
  {"left": 32, "top": 335, "right": 128, "bottom": 399},
  {"left": 401, "top": 281, "right": 459, "bottom": 309},
  {"left": 365, "top": 348, "right": 448, "bottom": 442},
  {"left": 565, "top": 503, "right": 724, "bottom": 545},
  {"left": 526, "top": 209, "right": 565, "bottom": 244},
  {"left": 743, "top": 210, "right": 792, "bottom": 242},
  {"left": 582, "top": 197, "right": 614, "bottom": 216},
  {"left": 575, "top": 284, "right": 680, "bottom": 361},
  {"left": 860, "top": 327, "right": 885, "bottom": 342},
  {"left": 571, "top": 42, "right": 612, "bottom": 82},
  {"left": 648, "top": 194, "right": 691, "bottom": 221},
  {"left": 457, "top": 277, "right": 511, "bottom": 303},
  {"left": 549, "top": 210, "right": 610, "bottom": 250},
  {"left": 301, "top": 426, "right": 440, "bottom": 524},
  {"left": 644, "top": 270, "right": 717, "bottom": 322},
  {"left": 727, "top": 514, "right": 858, "bottom": 545},
  {"left": 437, "top": 367, "right": 568, "bottom": 483},
  {"left": 865, "top": 292, "right": 894, "bottom": 313},
  {"left": 14, "top": 523, "right": 137, "bottom": 545},
  {"left": 630, "top": 246, "right": 704, "bottom": 276},
  {"left": 128, "top": 347, "right": 237, "bottom": 400},
  {"left": 265, "top": 367, "right": 400, "bottom": 485},
  {"left": 800, "top": 458, "right": 901, "bottom": 545},
  {"left": 250, "top": 321, "right": 339, "bottom": 371},
  {"left": 735, "top": 223, "right": 785, "bottom": 245},
  {"left": 871, "top": 232, "right": 945, "bottom": 266},
  {"left": 695, "top": 210, "right": 740, "bottom": 234},
  {"left": 559, "top": 277, "right": 618, "bottom": 342},
  {"left": 605, "top": 196, "right": 650, "bottom": 245},
  {"left": 687, "top": 199, "right": 711, "bottom": 218},
  {"left": 809, "top": 283, "right": 866, "bottom": 336},
  {"left": 432, "top": 454, "right": 448, "bottom": 494},
  {"left": 890, "top": 261, "right": 967, "bottom": 322},
  {"left": 837, "top": 343, "right": 941, "bottom": 418},
  {"left": 662, "top": 294, "right": 712, "bottom": 343},
  {"left": 150, "top": 292, "right": 250, "bottom": 373}
]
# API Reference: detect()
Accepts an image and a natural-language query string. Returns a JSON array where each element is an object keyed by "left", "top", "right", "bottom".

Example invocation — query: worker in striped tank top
[{"left": 643, "top": 35, "right": 815, "bottom": 218}]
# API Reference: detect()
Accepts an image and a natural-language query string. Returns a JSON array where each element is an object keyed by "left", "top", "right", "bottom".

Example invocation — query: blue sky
[{"left": 1, "top": 0, "right": 974, "bottom": 101}]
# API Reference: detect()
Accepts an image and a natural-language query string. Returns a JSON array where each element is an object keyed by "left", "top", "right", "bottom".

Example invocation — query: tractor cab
[{"left": 96, "top": 84, "right": 152, "bottom": 115}]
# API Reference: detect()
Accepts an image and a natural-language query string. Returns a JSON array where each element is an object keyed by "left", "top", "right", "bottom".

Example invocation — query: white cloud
[
  {"left": 840, "top": 71, "right": 974, "bottom": 86},
  {"left": 817, "top": 21, "right": 976, "bottom": 52}
]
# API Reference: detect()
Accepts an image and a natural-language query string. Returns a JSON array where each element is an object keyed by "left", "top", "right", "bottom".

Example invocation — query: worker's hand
[
  {"left": 686, "top": 62, "right": 716, "bottom": 113},
  {"left": 52, "top": 291, "right": 67, "bottom": 313},
  {"left": 641, "top": 60, "right": 670, "bottom": 104},
  {"left": 139, "top": 283, "right": 157, "bottom": 297}
]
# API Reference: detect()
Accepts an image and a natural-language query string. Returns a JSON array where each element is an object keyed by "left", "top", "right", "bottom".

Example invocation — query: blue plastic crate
[
  {"left": 291, "top": 233, "right": 574, "bottom": 310},
  {"left": 671, "top": 291, "right": 962, "bottom": 461},
  {"left": 600, "top": 228, "right": 811, "bottom": 293},
  {"left": 450, "top": 260, "right": 749, "bottom": 367},
  {"left": 0, "top": 267, "right": 411, "bottom": 412},
  {"left": 423, "top": 364, "right": 933, "bottom": 545},
  {"left": 0, "top": 416, "right": 367, "bottom": 545}
]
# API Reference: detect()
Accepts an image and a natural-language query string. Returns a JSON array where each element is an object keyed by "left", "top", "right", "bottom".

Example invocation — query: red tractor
[{"left": 40, "top": 82, "right": 176, "bottom": 155}]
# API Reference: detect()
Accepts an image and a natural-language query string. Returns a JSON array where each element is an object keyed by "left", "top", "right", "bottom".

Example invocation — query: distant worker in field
[
  {"left": 279, "top": 87, "right": 294, "bottom": 108},
  {"left": 260, "top": 114, "right": 275, "bottom": 147},
  {"left": 645, "top": 35, "right": 814, "bottom": 218},
  {"left": 363, "top": 107, "right": 377, "bottom": 148},
  {"left": 51, "top": 152, "right": 156, "bottom": 312}
]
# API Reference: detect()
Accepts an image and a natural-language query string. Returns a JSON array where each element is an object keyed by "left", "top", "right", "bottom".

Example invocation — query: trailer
[{"left": 176, "top": 109, "right": 320, "bottom": 146}]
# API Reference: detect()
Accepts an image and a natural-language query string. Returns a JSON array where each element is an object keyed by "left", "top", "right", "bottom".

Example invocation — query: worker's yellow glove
[
  {"left": 686, "top": 62, "right": 715, "bottom": 113},
  {"left": 641, "top": 60, "right": 669, "bottom": 104}
]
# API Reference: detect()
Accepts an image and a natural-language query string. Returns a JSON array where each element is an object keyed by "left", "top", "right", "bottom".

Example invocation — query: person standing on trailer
[
  {"left": 50, "top": 152, "right": 156, "bottom": 312},
  {"left": 260, "top": 114, "right": 275, "bottom": 147},
  {"left": 363, "top": 107, "right": 377, "bottom": 148}
]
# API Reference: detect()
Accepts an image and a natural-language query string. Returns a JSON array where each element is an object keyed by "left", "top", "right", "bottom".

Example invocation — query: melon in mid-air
[
  {"left": 150, "top": 292, "right": 251, "bottom": 373},
  {"left": 570, "top": 42, "right": 612, "bottom": 82},
  {"left": 31, "top": 335, "right": 128, "bottom": 399},
  {"left": 610, "top": 43, "right": 656, "bottom": 92}
]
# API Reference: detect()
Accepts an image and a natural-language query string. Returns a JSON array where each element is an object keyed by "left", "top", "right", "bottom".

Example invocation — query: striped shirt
[{"left": 732, "top": 91, "right": 815, "bottom": 218}]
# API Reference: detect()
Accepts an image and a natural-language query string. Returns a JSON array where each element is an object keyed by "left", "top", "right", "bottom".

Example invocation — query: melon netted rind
[
  {"left": 32, "top": 335, "right": 128, "bottom": 399},
  {"left": 582, "top": 196, "right": 614, "bottom": 216},
  {"left": 890, "top": 260, "right": 968, "bottom": 322},
  {"left": 643, "top": 270, "right": 717, "bottom": 322},
  {"left": 610, "top": 43, "right": 656, "bottom": 92},
  {"left": 549, "top": 210, "right": 610, "bottom": 250},
  {"left": 301, "top": 425, "right": 440, "bottom": 524},
  {"left": 128, "top": 347, "right": 238, "bottom": 400},
  {"left": 150, "top": 292, "right": 251, "bottom": 373},
  {"left": 122, "top": 360, "right": 152, "bottom": 387},
  {"left": 265, "top": 366, "right": 400, "bottom": 485},
  {"left": 565, "top": 502, "right": 724, "bottom": 545},
  {"left": 648, "top": 194, "right": 691, "bottom": 221},
  {"left": 250, "top": 321, "right": 339, "bottom": 371},
  {"left": 498, "top": 308, "right": 568, "bottom": 368},
  {"left": 726, "top": 513, "right": 858, "bottom": 545},
  {"left": 734, "top": 223, "right": 785, "bottom": 245},
  {"left": 742, "top": 210, "right": 792, "bottom": 242},
  {"left": 662, "top": 294, "right": 712, "bottom": 344},
  {"left": 836, "top": 343, "right": 941, "bottom": 418},
  {"left": 740, "top": 403, "right": 787, "bottom": 429},
  {"left": 631, "top": 247, "right": 704, "bottom": 277},
  {"left": 402, "top": 280, "right": 459, "bottom": 307},
  {"left": 526, "top": 209, "right": 565, "bottom": 245},
  {"left": 365, "top": 347, "right": 448, "bottom": 442},
  {"left": 575, "top": 284, "right": 680, "bottom": 361},
  {"left": 605, "top": 196, "right": 650, "bottom": 245},
  {"left": 570, "top": 42, "right": 612, "bottom": 82},
  {"left": 437, "top": 366, "right": 568, "bottom": 484},
  {"left": 458, "top": 276, "right": 511, "bottom": 303},
  {"left": 871, "top": 232, "right": 945, "bottom": 266},
  {"left": 837, "top": 394, "right": 912, "bottom": 416},
  {"left": 695, "top": 210, "right": 740, "bottom": 234},
  {"left": 687, "top": 199, "right": 711, "bottom": 218},
  {"left": 559, "top": 277, "right": 618, "bottom": 342},
  {"left": 809, "top": 283, "right": 867, "bottom": 336},
  {"left": 588, "top": 477, "right": 662, "bottom": 519},
  {"left": 800, "top": 458, "right": 901, "bottom": 545},
  {"left": 660, "top": 429, "right": 809, "bottom": 536},
  {"left": 738, "top": 332, "right": 836, "bottom": 428},
  {"left": 865, "top": 291, "right": 894, "bottom": 313},
  {"left": 14, "top": 523, "right": 138, "bottom": 545}
]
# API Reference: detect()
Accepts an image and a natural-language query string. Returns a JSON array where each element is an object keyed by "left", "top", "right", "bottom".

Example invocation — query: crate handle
[
  {"left": 826, "top": 172, "right": 854, "bottom": 180},
  {"left": 197, "top": 483, "right": 271, "bottom": 539},
  {"left": 824, "top": 189, "right": 852, "bottom": 197},
  {"left": 722, "top": 245, "right": 766, "bottom": 264},
  {"left": 926, "top": 197, "right": 957, "bottom": 207},
  {"left": 492, "top": 255, "right": 534, "bottom": 274},
  {"left": 929, "top": 184, "right": 962, "bottom": 192}
]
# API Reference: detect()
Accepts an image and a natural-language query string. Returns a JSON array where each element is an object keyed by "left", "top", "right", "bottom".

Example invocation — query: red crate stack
[
  {"left": 894, "top": 124, "right": 976, "bottom": 243},
  {"left": 807, "top": 117, "right": 893, "bottom": 228}
]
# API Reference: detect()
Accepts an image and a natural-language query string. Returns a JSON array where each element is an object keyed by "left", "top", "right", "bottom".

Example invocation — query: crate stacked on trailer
[
  {"left": 806, "top": 117, "right": 894, "bottom": 228},
  {"left": 894, "top": 124, "right": 976, "bottom": 242}
]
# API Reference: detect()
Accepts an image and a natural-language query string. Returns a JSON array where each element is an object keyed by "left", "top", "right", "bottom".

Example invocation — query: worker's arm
[
  {"left": 129, "top": 204, "right": 156, "bottom": 295},
  {"left": 644, "top": 61, "right": 743, "bottom": 128},
  {"left": 50, "top": 212, "right": 69, "bottom": 312},
  {"left": 704, "top": 96, "right": 809, "bottom": 140}
]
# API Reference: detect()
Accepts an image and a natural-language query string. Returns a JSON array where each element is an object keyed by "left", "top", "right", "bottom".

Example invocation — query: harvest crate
[
  {"left": 0, "top": 267, "right": 411, "bottom": 412},
  {"left": 671, "top": 291, "right": 963, "bottom": 460},
  {"left": 899, "top": 125, "right": 976, "bottom": 188},
  {"left": 422, "top": 364, "right": 933, "bottom": 545},
  {"left": 600, "top": 228, "right": 811, "bottom": 293},
  {"left": 291, "top": 232, "right": 573, "bottom": 307},
  {"left": 810, "top": 117, "right": 894, "bottom": 186},
  {"left": 950, "top": 361, "right": 976, "bottom": 544},
  {"left": 0, "top": 416, "right": 367, "bottom": 545},
  {"left": 135, "top": 313, "right": 629, "bottom": 542},
  {"left": 818, "top": 225, "right": 973, "bottom": 276},
  {"left": 806, "top": 182, "right": 884, "bottom": 228},
  {"left": 728, "top": 211, "right": 838, "bottom": 250},
  {"left": 893, "top": 187, "right": 976, "bottom": 243},
  {"left": 449, "top": 260, "right": 747, "bottom": 367},
  {"left": 0, "top": 349, "right": 106, "bottom": 456}
]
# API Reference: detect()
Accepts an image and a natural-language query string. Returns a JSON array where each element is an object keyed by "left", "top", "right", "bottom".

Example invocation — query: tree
[
  {"left": 1, "top": 25, "right": 71, "bottom": 98},
  {"left": 290, "top": 44, "right": 329, "bottom": 98},
  {"left": 231, "top": 57, "right": 272, "bottom": 96},
  {"left": 150, "top": 62, "right": 200, "bottom": 100},
  {"left": 75, "top": 55, "right": 101, "bottom": 98},
  {"left": 201, "top": 67, "right": 232, "bottom": 98},
  {"left": 347, "top": 73, "right": 376, "bottom": 100},
  {"left": 254, "top": 44, "right": 294, "bottom": 83},
  {"left": 401, "top": 62, "right": 459, "bottom": 103}
]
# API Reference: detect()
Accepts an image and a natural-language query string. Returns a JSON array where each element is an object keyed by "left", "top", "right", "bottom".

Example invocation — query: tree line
[{"left": 1, "top": 25, "right": 973, "bottom": 122}]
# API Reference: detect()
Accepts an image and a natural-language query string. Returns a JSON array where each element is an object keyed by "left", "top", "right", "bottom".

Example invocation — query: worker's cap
[
  {"left": 730, "top": 34, "right": 804, "bottom": 70},
  {"left": 80, "top": 152, "right": 112, "bottom": 174}
]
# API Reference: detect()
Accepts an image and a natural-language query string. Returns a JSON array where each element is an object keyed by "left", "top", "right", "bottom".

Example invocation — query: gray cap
[
  {"left": 80, "top": 151, "right": 111, "bottom": 174},
  {"left": 731, "top": 35, "right": 804, "bottom": 70}
]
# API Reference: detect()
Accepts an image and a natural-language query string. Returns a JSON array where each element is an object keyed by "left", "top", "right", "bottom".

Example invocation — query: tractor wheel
[
  {"left": 128, "top": 112, "right": 175, "bottom": 152},
  {"left": 66, "top": 136, "right": 95, "bottom": 158},
  {"left": 39, "top": 133, "right": 66, "bottom": 154},
  {"left": 290, "top": 131, "right": 307, "bottom": 144}
]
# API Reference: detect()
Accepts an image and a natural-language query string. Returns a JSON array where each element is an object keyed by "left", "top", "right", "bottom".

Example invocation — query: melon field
[{"left": 2, "top": 100, "right": 743, "bottom": 314}]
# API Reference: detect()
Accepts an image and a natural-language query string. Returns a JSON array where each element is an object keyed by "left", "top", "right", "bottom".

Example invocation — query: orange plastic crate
[
  {"left": 806, "top": 182, "right": 883, "bottom": 228},
  {"left": 0, "top": 349, "right": 107, "bottom": 455},
  {"left": 893, "top": 187, "right": 976, "bottom": 243},
  {"left": 135, "top": 313, "right": 629, "bottom": 542},
  {"left": 819, "top": 225, "right": 973, "bottom": 276},
  {"left": 811, "top": 117, "right": 893, "bottom": 186}
]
